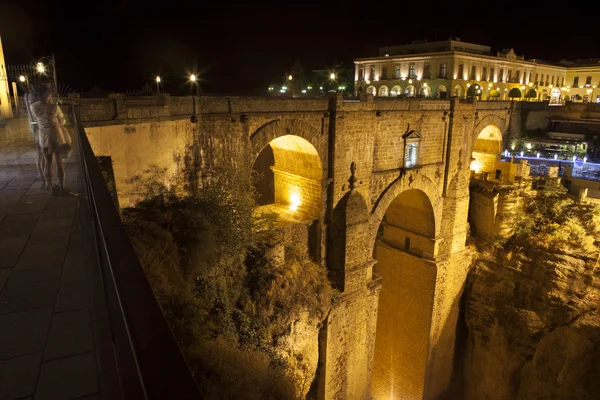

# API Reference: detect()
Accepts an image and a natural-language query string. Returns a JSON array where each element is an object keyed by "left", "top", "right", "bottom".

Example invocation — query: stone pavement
[{"left": 0, "top": 118, "right": 111, "bottom": 400}]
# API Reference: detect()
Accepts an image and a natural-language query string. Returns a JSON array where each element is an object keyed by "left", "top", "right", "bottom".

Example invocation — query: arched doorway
[
  {"left": 437, "top": 85, "right": 447, "bottom": 99},
  {"left": 367, "top": 86, "right": 376, "bottom": 96},
  {"left": 467, "top": 84, "right": 482, "bottom": 99},
  {"left": 252, "top": 135, "right": 322, "bottom": 220},
  {"left": 419, "top": 85, "right": 430, "bottom": 97},
  {"left": 471, "top": 125, "right": 503, "bottom": 174},
  {"left": 371, "top": 189, "right": 437, "bottom": 400},
  {"left": 405, "top": 85, "right": 415, "bottom": 97},
  {"left": 453, "top": 84, "right": 464, "bottom": 98},
  {"left": 357, "top": 86, "right": 364, "bottom": 96},
  {"left": 391, "top": 85, "right": 402, "bottom": 96},
  {"left": 508, "top": 87, "right": 522, "bottom": 100},
  {"left": 379, "top": 85, "right": 389, "bottom": 97}
]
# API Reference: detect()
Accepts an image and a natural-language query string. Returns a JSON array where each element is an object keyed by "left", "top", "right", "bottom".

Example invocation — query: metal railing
[{"left": 73, "top": 106, "right": 202, "bottom": 399}]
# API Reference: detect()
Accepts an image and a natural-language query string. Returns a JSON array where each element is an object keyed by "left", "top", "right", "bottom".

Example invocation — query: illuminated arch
[
  {"left": 405, "top": 85, "right": 415, "bottom": 97},
  {"left": 437, "top": 85, "right": 448, "bottom": 99},
  {"left": 453, "top": 85, "right": 464, "bottom": 98},
  {"left": 378, "top": 85, "right": 389, "bottom": 97},
  {"left": 391, "top": 85, "right": 402, "bottom": 96},
  {"left": 252, "top": 135, "right": 323, "bottom": 220},
  {"left": 471, "top": 124, "right": 503, "bottom": 174},
  {"left": 371, "top": 188, "right": 437, "bottom": 399},
  {"left": 367, "top": 86, "right": 376, "bottom": 95}
]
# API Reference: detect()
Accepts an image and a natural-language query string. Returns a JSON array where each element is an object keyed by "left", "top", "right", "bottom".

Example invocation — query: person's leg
[
  {"left": 36, "top": 145, "right": 46, "bottom": 188},
  {"left": 54, "top": 151, "right": 65, "bottom": 193},
  {"left": 43, "top": 151, "right": 53, "bottom": 191}
]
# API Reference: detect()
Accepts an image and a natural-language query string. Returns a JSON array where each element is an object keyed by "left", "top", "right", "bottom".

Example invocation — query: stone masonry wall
[{"left": 80, "top": 94, "right": 514, "bottom": 400}]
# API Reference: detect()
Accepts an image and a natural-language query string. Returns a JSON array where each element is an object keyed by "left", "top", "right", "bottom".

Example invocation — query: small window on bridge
[{"left": 403, "top": 130, "right": 421, "bottom": 169}]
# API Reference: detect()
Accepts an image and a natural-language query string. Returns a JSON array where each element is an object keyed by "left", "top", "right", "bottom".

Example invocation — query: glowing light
[
  {"left": 190, "top": 74, "right": 196, "bottom": 82},
  {"left": 408, "top": 79, "right": 413, "bottom": 84},
  {"left": 36, "top": 63, "right": 45, "bottom": 73},
  {"left": 289, "top": 191, "right": 301, "bottom": 211},
  {"left": 549, "top": 84, "right": 553, "bottom": 88},
  {"left": 504, "top": 150, "right": 509, "bottom": 157},
  {"left": 470, "top": 160, "right": 482, "bottom": 173},
  {"left": 536, "top": 152, "right": 540, "bottom": 158},
  {"left": 374, "top": 75, "right": 380, "bottom": 82},
  {"left": 268, "top": 87, "right": 273, "bottom": 91},
  {"left": 520, "top": 151, "right": 524, "bottom": 157},
  {"left": 307, "top": 86, "right": 312, "bottom": 90},
  {"left": 584, "top": 156, "right": 588, "bottom": 163},
  {"left": 526, "top": 143, "right": 532, "bottom": 149},
  {"left": 319, "top": 86, "right": 323, "bottom": 90},
  {"left": 488, "top": 83, "right": 492, "bottom": 87},
  {"left": 573, "top": 155, "right": 577, "bottom": 162},
  {"left": 288, "top": 74, "right": 293, "bottom": 81},
  {"left": 156, "top": 76, "right": 161, "bottom": 83},
  {"left": 281, "top": 86, "right": 287, "bottom": 90},
  {"left": 554, "top": 154, "right": 558, "bottom": 160},
  {"left": 467, "top": 83, "right": 471, "bottom": 87},
  {"left": 520, "top": 86, "right": 525, "bottom": 90},
  {"left": 302, "top": 89, "right": 307, "bottom": 93},
  {"left": 529, "top": 82, "right": 533, "bottom": 87},
  {"left": 18, "top": 75, "right": 26, "bottom": 82},
  {"left": 330, "top": 72, "right": 336, "bottom": 80}
]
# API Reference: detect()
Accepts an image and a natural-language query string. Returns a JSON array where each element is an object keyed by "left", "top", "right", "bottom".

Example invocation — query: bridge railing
[{"left": 72, "top": 106, "right": 202, "bottom": 400}]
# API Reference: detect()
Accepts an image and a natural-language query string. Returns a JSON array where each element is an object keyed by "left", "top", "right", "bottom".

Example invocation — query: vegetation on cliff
[
  {"left": 464, "top": 186, "right": 600, "bottom": 399},
  {"left": 122, "top": 156, "right": 332, "bottom": 399}
]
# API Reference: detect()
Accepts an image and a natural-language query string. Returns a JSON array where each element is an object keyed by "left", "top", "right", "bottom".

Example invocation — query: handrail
[{"left": 72, "top": 106, "right": 202, "bottom": 399}]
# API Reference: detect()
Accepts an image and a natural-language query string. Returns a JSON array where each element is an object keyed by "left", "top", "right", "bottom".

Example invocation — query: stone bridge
[{"left": 77, "top": 94, "right": 514, "bottom": 399}]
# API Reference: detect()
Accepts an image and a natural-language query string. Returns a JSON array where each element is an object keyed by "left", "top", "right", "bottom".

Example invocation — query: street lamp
[
  {"left": 156, "top": 76, "right": 161, "bottom": 94},
  {"left": 330, "top": 72, "right": 336, "bottom": 80},
  {"left": 37, "top": 62, "right": 45, "bottom": 73},
  {"left": 19, "top": 75, "right": 26, "bottom": 83}
]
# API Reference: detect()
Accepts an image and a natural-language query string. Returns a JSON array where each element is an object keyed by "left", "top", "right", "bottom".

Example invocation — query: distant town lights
[
  {"left": 156, "top": 76, "right": 161, "bottom": 83},
  {"left": 190, "top": 74, "right": 196, "bottom": 82},
  {"left": 19, "top": 75, "right": 25, "bottom": 82},
  {"left": 288, "top": 74, "right": 293, "bottom": 81},
  {"left": 330, "top": 73, "right": 336, "bottom": 80}
]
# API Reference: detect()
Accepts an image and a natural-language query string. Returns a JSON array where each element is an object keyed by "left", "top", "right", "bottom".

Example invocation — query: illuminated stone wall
[
  {"left": 79, "top": 95, "right": 516, "bottom": 400},
  {"left": 372, "top": 242, "right": 436, "bottom": 400}
]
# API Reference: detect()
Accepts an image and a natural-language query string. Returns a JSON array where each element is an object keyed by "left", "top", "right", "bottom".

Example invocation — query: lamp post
[
  {"left": 36, "top": 55, "right": 57, "bottom": 95},
  {"left": 156, "top": 76, "right": 161, "bottom": 94},
  {"left": 190, "top": 74, "right": 199, "bottom": 96}
]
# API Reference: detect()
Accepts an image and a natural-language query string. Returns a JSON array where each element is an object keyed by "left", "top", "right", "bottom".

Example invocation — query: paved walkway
[{"left": 0, "top": 118, "right": 110, "bottom": 400}]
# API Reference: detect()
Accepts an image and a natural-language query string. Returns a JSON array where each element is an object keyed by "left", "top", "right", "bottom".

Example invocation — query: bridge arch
[
  {"left": 371, "top": 187, "right": 438, "bottom": 399},
  {"left": 251, "top": 119, "right": 325, "bottom": 220}
]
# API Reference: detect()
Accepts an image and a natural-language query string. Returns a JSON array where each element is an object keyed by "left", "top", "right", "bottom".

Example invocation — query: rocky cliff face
[{"left": 463, "top": 246, "right": 600, "bottom": 399}]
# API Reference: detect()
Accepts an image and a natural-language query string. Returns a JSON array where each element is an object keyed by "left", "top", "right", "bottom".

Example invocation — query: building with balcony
[{"left": 354, "top": 38, "right": 600, "bottom": 104}]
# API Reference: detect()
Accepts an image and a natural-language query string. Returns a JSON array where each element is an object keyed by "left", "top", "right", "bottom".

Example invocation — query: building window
[
  {"left": 546, "top": 75, "right": 549, "bottom": 86},
  {"left": 561, "top": 77, "right": 565, "bottom": 87},
  {"left": 507, "top": 70, "right": 512, "bottom": 82},
  {"left": 551, "top": 76, "right": 555, "bottom": 85},
  {"left": 573, "top": 76, "right": 579, "bottom": 87},
  {"left": 535, "top": 73, "right": 538, "bottom": 84},
  {"left": 423, "top": 64, "right": 430, "bottom": 79},
  {"left": 395, "top": 66, "right": 401, "bottom": 79},
  {"left": 381, "top": 67, "right": 388, "bottom": 80},
  {"left": 586, "top": 76, "right": 592, "bottom": 87},
  {"left": 482, "top": 67, "right": 487, "bottom": 81},
  {"left": 499, "top": 68, "right": 504, "bottom": 81},
  {"left": 358, "top": 67, "right": 364, "bottom": 80},
  {"left": 470, "top": 65, "right": 476, "bottom": 80},
  {"left": 403, "top": 130, "right": 421, "bottom": 168},
  {"left": 529, "top": 72, "right": 532, "bottom": 83},
  {"left": 409, "top": 64, "right": 416, "bottom": 78},
  {"left": 458, "top": 64, "right": 464, "bottom": 79},
  {"left": 490, "top": 68, "right": 495, "bottom": 81},
  {"left": 370, "top": 66, "right": 376, "bottom": 80},
  {"left": 515, "top": 70, "right": 520, "bottom": 83},
  {"left": 439, "top": 63, "right": 447, "bottom": 79}
]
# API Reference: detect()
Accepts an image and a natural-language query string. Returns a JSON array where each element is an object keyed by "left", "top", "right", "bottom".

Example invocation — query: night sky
[{"left": 1, "top": 1, "right": 598, "bottom": 95}]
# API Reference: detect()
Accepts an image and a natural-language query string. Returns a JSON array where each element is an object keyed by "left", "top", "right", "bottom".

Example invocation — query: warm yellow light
[
  {"left": 19, "top": 75, "right": 26, "bottom": 82},
  {"left": 289, "top": 191, "right": 301, "bottom": 211},
  {"left": 288, "top": 74, "right": 293, "bottom": 81},
  {"left": 190, "top": 74, "right": 196, "bottom": 82},
  {"left": 520, "top": 86, "right": 525, "bottom": 90},
  {"left": 466, "top": 83, "right": 471, "bottom": 87},
  {"left": 156, "top": 76, "right": 161, "bottom": 83},
  {"left": 549, "top": 84, "right": 553, "bottom": 88},
  {"left": 470, "top": 160, "right": 482, "bottom": 173},
  {"left": 330, "top": 72, "right": 336, "bottom": 80},
  {"left": 36, "top": 63, "right": 45, "bottom": 73}
]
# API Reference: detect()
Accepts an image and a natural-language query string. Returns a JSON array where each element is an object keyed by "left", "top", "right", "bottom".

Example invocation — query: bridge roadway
[{"left": 0, "top": 118, "right": 116, "bottom": 400}]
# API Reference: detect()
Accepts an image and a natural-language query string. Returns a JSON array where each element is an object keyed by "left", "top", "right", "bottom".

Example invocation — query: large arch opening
[
  {"left": 471, "top": 125, "right": 503, "bottom": 174},
  {"left": 371, "top": 189, "right": 437, "bottom": 400},
  {"left": 252, "top": 134, "right": 322, "bottom": 221}
]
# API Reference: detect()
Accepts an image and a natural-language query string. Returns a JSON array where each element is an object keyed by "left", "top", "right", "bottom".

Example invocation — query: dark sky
[{"left": 1, "top": 0, "right": 598, "bottom": 95}]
